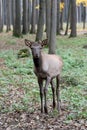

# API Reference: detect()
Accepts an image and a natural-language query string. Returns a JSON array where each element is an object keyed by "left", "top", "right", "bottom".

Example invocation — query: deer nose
[{"left": 35, "top": 54, "right": 39, "bottom": 58}]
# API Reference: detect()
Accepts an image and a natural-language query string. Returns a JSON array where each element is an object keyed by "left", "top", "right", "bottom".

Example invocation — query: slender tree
[
  {"left": 83, "top": 6, "right": 86, "bottom": 29},
  {"left": 13, "top": 0, "right": 22, "bottom": 37},
  {"left": 49, "top": 0, "right": 57, "bottom": 54},
  {"left": 36, "top": 0, "right": 45, "bottom": 41},
  {"left": 28, "top": 0, "right": 32, "bottom": 32},
  {"left": 22, "top": 0, "right": 29, "bottom": 34},
  {"left": 36, "top": 0, "right": 39, "bottom": 24},
  {"left": 60, "top": 0, "right": 64, "bottom": 30},
  {"left": 12, "top": 0, "right": 15, "bottom": 30},
  {"left": 69, "top": 0, "right": 77, "bottom": 37},
  {"left": 77, "top": 5, "right": 81, "bottom": 23},
  {"left": 30, "top": 0, "right": 36, "bottom": 34},
  {"left": 6, "top": 0, "right": 11, "bottom": 32},
  {"left": 45, "top": 0, "right": 51, "bottom": 41},
  {"left": 65, "top": 0, "right": 71, "bottom": 35},
  {"left": 56, "top": 0, "right": 60, "bottom": 35},
  {"left": 0, "top": 0, "right": 3, "bottom": 32}
]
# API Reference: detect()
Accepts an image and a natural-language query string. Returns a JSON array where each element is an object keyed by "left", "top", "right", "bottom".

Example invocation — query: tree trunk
[
  {"left": 60, "top": 0, "right": 64, "bottom": 30},
  {"left": 69, "top": 0, "right": 77, "bottom": 37},
  {"left": 0, "top": 0, "right": 3, "bottom": 32},
  {"left": 13, "top": 0, "right": 22, "bottom": 37},
  {"left": 56, "top": 0, "right": 60, "bottom": 35},
  {"left": 28, "top": 0, "right": 32, "bottom": 32},
  {"left": 45, "top": 0, "right": 51, "bottom": 41},
  {"left": 30, "top": 0, "right": 36, "bottom": 34},
  {"left": 6, "top": 0, "right": 11, "bottom": 32},
  {"left": 49, "top": 0, "right": 57, "bottom": 54},
  {"left": 65, "top": 0, "right": 71, "bottom": 35},
  {"left": 83, "top": 6, "right": 86, "bottom": 29},
  {"left": 12, "top": 0, "right": 15, "bottom": 30},
  {"left": 36, "top": 0, "right": 39, "bottom": 25},
  {"left": 77, "top": 5, "right": 81, "bottom": 23},
  {"left": 22, "top": 0, "right": 29, "bottom": 34},
  {"left": 60, "top": 11, "right": 64, "bottom": 30},
  {"left": 36, "top": 0, "right": 45, "bottom": 41}
]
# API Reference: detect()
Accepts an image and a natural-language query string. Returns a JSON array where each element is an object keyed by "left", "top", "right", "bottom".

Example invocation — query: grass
[
  {"left": 57, "top": 35, "right": 87, "bottom": 119},
  {"left": 0, "top": 33, "right": 87, "bottom": 121}
]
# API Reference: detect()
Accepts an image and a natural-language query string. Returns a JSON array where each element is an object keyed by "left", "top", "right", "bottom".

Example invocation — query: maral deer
[{"left": 25, "top": 39, "right": 63, "bottom": 114}]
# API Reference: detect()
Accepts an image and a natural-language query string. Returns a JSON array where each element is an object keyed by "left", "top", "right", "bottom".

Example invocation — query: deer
[{"left": 25, "top": 39, "right": 63, "bottom": 114}]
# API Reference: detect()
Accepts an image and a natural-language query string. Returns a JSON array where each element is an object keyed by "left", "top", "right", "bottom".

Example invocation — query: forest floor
[{"left": 0, "top": 32, "right": 87, "bottom": 130}]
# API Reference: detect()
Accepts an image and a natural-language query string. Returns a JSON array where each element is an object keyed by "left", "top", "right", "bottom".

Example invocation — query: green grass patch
[{"left": 0, "top": 34, "right": 87, "bottom": 120}]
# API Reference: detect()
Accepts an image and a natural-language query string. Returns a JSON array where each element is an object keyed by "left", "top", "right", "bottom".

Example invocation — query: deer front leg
[
  {"left": 56, "top": 75, "right": 61, "bottom": 113},
  {"left": 50, "top": 80, "right": 56, "bottom": 109},
  {"left": 44, "top": 76, "right": 51, "bottom": 114},
  {"left": 38, "top": 77, "right": 44, "bottom": 113}
]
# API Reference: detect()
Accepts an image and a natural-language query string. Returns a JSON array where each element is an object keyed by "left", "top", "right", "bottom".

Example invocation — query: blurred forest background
[
  {"left": 0, "top": 0, "right": 87, "bottom": 52},
  {"left": 0, "top": 0, "right": 87, "bottom": 37},
  {"left": 0, "top": 0, "right": 87, "bottom": 130}
]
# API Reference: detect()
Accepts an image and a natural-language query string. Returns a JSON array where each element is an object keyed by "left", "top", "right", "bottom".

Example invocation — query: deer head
[{"left": 25, "top": 39, "right": 48, "bottom": 58}]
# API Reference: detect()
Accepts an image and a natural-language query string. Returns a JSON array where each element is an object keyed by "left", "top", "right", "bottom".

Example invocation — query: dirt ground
[{"left": 0, "top": 33, "right": 87, "bottom": 130}]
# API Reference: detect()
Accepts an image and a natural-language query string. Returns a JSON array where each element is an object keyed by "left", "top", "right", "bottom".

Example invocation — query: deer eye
[
  {"left": 30, "top": 46, "right": 33, "bottom": 49},
  {"left": 39, "top": 46, "right": 42, "bottom": 49}
]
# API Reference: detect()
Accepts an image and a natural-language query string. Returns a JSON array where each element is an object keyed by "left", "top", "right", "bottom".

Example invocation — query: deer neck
[{"left": 33, "top": 54, "right": 42, "bottom": 70}]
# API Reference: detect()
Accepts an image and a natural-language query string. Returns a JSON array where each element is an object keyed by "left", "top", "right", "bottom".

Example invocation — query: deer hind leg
[
  {"left": 44, "top": 76, "right": 51, "bottom": 114},
  {"left": 56, "top": 75, "right": 61, "bottom": 113},
  {"left": 38, "top": 77, "right": 44, "bottom": 113},
  {"left": 50, "top": 79, "right": 56, "bottom": 109}
]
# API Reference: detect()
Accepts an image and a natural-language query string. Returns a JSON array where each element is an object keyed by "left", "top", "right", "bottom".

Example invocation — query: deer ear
[
  {"left": 25, "top": 39, "right": 33, "bottom": 47},
  {"left": 39, "top": 39, "right": 48, "bottom": 47}
]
